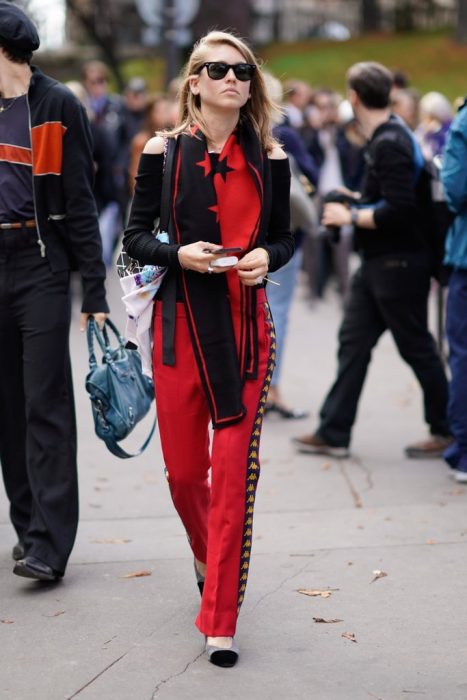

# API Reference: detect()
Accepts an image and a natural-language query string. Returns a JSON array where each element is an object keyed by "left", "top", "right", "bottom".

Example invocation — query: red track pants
[{"left": 153, "top": 290, "right": 274, "bottom": 636}]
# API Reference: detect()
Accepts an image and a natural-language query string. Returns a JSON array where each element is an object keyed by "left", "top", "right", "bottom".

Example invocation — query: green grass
[
  {"left": 260, "top": 30, "right": 467, "bottom": 100},
  {"left": 121, "top": 30, "right": 467, "bottom": 101}
]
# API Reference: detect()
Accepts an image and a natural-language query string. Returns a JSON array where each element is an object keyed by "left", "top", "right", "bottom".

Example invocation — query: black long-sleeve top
[
  {"left": 123, "top": 152, "right": 294, "bottom": 273},
  {"left": 356, "top": 117, "right": 425, "bottom": 259}
]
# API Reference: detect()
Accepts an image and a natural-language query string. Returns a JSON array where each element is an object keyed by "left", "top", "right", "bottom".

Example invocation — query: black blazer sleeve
[
  {"left": 262, "top": 158, "right": 295, "bottom": 272},
  {"left": 123, "top": 153, "right": 181, "bottom": 267},
  {"left": 61, "top": 102, "right": 109, "bottom": 313}
]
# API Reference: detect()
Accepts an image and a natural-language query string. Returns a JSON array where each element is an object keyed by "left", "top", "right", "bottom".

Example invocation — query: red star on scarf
[
  {"left": 196, "top": 151, "right": 212, "bottom": 177},
  {"left": 208, "top": 205, "right": 220, "bottom": 223}
]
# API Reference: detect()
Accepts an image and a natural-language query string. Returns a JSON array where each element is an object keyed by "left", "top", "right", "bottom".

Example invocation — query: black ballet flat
[{"left": 205, "top": 639, "right": 239, "bottom": 668}]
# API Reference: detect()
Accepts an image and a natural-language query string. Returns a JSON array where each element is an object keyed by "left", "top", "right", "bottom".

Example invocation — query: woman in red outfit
[{"left": 124, "top": 30, "right": 293, "bottom": 667}]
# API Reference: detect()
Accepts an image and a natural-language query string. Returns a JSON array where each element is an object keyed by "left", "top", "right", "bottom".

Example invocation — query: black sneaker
[{"left": 292, "top": 433, "right": 349, "bottom": 458}]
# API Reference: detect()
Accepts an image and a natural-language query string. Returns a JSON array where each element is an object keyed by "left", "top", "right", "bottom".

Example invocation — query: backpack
[
  {"left": 410, "top": 136, "right": 454, "bottom": 285},
  {"left": 372, "top": 117, "right": 454, "bottom": 284}
]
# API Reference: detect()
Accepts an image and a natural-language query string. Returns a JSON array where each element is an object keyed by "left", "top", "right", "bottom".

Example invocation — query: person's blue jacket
[{"left": 441, "top": 101, "right": 467, "bottom": 270}]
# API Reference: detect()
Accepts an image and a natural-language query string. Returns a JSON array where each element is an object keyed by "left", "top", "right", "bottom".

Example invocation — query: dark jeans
[
  {"left": 444, "top": 269, "right": 467, "bottom": 470},
  {"left": 317, "top": 253, "right": 449, "bottom": 448},
  {"left": 0, "top": 235, "right": 77, "bottom": 574}
]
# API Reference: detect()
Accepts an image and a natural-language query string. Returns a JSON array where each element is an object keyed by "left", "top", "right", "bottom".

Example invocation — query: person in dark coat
[{"left": 0, "top": 3, "right": 108, "bottom": 582}]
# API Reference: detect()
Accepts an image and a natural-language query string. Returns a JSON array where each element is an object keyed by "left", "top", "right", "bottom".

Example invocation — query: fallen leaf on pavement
[
  {"left": 342, "top": 631, "right": 357, "bottom": 643},
  {"left": 120, "top": 570, "right": 152, "bottom": 579},
  {"left": 321, "top": 462, "right": 332, "bottom": 470},
  {"left": 426, "top": 539, "right": 437, "bottom": 545},
  {"left": 0, "top": 619, "right": 14, "bottom": 624},
  {"left": 92, "top": 538, "right": 132, "bottom": 545},
  {"left": 313, "top": 617, "right": 343, "bottom": 624},
  {"left": 370, "top": 570, "right": 388, "bottom": 583},
  {"left": 447, "top": 487, "right": 465, "bottom": 496},
  {"left": 297, "top": 588, "right": 339, "bottom": 598}
]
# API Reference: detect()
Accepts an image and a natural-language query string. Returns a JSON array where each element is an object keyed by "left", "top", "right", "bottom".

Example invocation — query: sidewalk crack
[
  {"left": 66, "top": 652, "right": 129, "bottom": 699},
  {"left": 248, "top": 560, "right": 311, "bottom": 614},
  {"left": 351, "top": 455, "right": 374, "bottom": 492},
  {"left": 150, "top": 651, "right": 204, "bottom": 698},
  {"left": 337, "top": 455, "right": 374, "bottom": 509}
]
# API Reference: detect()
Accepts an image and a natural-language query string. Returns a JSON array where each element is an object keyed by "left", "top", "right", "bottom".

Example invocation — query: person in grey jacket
[{"left": 441, "top": 100, "right": 467, "bottom": 482}]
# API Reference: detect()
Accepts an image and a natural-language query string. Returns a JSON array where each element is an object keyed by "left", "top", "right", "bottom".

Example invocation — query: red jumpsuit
[{"left": 153, "top": 287, "right": 275, "bottom": 636}]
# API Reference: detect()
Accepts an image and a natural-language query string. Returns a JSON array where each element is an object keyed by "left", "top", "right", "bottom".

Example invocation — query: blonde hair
[
  {"left": 161, "top": 31, "right": 281, "bottom": 152},
  {"left": 419, "top": 91, "right": 453, "bottom": 124}
]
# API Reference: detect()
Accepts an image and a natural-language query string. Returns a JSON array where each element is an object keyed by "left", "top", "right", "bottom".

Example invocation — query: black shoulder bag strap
[
  {"left": 160, "top": 137, "right": 179, "bottom": 366},
  {"left": 110, "top": 142, "right": 177, "bottom": 458}
]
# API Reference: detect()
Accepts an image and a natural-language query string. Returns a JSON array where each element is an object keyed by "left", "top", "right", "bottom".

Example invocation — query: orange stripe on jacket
[
  {"left": 31, "top": 122, "right": 67, "bottom": 176},
  {"left": 0, "top": 143, "right": 32, "bottom": 166}
]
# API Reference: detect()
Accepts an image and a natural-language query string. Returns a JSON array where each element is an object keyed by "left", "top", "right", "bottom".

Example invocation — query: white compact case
[{"left": 210, "top": 256, "right": 239, "bottom": 268}]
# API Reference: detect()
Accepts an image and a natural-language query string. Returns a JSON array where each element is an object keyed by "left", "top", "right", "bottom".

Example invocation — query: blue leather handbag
[{"left": 85, "top": 318, "right": 156, "bottom": 458}]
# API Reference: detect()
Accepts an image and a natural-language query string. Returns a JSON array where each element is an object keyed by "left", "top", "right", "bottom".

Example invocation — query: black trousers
[
  {"left": 317, "top": 253, "right": 449, "bottom": 448},
  {"left": 0, "top": 233, "right": 77, "bottom": 574}
]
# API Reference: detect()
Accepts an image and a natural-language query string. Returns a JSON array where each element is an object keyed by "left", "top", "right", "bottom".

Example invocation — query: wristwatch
[{"left": 350, "top": 208, "right": 359, "bottom": 226}]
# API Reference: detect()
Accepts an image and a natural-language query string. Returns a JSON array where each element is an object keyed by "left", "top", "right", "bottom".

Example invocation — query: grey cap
[{"left": 0, "top": 1, "right": 40, "bottom": 52}]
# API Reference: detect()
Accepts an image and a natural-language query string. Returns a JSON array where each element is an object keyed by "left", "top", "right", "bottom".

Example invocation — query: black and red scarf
[{"left": 168, "top": 119, "right": 271, "bottom": 428}]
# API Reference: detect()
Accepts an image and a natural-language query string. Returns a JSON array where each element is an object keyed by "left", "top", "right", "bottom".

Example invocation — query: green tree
[
  {"left": 65, "top": 0, "right": 124, "bottom": 90},
  {"left": 361, "top": 0, "right": 382, "bottom": 32},
  {"left": 456, "top": 0, "right": 467, "bottom": 43}
]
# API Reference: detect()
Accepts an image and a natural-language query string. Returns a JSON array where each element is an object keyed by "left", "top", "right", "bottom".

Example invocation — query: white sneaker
[{"left": 454, "top": 470, "right": 467, "bottom": 483}]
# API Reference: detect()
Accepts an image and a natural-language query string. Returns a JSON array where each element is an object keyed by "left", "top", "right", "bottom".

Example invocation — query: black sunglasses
[{"left": 199, "top": 62, "right": 256, "bottom": 82}]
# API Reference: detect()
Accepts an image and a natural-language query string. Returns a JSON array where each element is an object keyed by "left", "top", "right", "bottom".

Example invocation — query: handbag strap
[
  {"left": 87, "top": 318, "right": 125, "bottom": 370},
  {"left": 103, "top": 417, "right": 156, "bottom": 459},
  {"left": 159, "top": 137, "right": 176, "bottom": 235},
  {"left": 160, "top": 137, "right": 178, "bottom": 366},
  {"left": 101, "top": 318, "right": 126, "bottom": 349}
]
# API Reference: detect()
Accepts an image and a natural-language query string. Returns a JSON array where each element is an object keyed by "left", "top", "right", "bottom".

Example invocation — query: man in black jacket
[
  {"left": 0, "top": 3, "right": 108, "bottom": 581},
  {"left": 293, "top": 62, "right": 450, "bottom": 459}
]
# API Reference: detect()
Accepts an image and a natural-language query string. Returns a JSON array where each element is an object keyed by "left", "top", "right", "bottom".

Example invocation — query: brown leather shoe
[
  {"left": 291, "top": 433, "right": 349, "bottom": 458},
  {"left": 404, "top": 435, "right": 454, "bottom": 459}
]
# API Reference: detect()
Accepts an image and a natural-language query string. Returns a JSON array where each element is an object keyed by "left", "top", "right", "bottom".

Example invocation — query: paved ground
[{"left": 1, "top": 269, "right": 466, "bottom": 700}]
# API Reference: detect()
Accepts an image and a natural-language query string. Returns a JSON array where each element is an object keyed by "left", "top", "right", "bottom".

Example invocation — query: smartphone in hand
[{"left": 203, "top": 247, "right": 243, "bottom": 255}]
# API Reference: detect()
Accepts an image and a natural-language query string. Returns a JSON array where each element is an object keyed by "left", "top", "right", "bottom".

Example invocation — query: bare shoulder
[
  {"left": 268, "top": 145, "right": 288, "bottom": 160},
  {"left": 143, "top": 135, "right": 166, "bottom": 155}
]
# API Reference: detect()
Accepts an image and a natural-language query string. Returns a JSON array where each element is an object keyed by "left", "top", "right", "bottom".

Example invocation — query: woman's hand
[
  {"left": 178, "top": 242, "right": 238, "bottom": 274},
  {"left": 236, "top": 248, "right": 269, "bottom": 286},
  {"left": 80, "top": 312, "right": 108, "bottom": 332}
]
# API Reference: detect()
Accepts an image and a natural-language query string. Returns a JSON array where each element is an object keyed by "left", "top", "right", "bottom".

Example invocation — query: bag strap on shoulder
[{"left": 159, "top": 137, "right": 176, "bottom": 239}]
